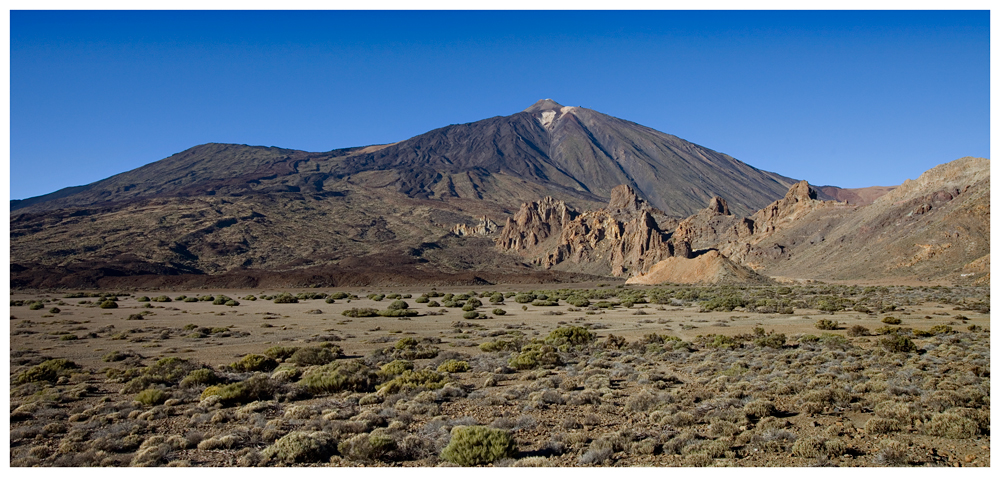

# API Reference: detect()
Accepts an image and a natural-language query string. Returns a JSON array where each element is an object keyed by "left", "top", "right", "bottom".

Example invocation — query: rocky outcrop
[
  {"left": 496, "top": 185, "right": 676, "bottom": 277},
  {"left": 451, "top": 216, "right": 500, "bottom": 237},
  {"left": 494, "top": 197, "right": 576, "bottom": 252}
]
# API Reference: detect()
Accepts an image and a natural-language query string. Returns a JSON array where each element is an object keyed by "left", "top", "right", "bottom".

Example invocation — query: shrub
[
  {"left": 377, "top": 369, "right": 450, "bottom": 395},
  {"left": 566, "top": 296, "right": 590, "bottom": 307},
  {"left": 532, "top": 300, "right": 558, "bottom": 306},
  {"left": 49, "top": 307, "right": 61, "bottom": 314},
  {"left": 338, "top": 431, "right": 398, "bottom": 462},
  {"left": 229, "top": 354, "right": 278, "bottom": 373},
  {"left": 462, "top": 311, "right": 480, "bottom": 319},
  {"left": 847, "top": 325, "right": 870, "bottom": 337},
  {"left": 225, "top": 300, "right": 239, "bottom": 307},
  {"left": 299, "top": 360, "right": 377, "bottom": 394},
  {"left": 135, "top": 388, "right": 167, "bottom": 406},
  {"left": 753, "top": 332, "right": 786, "bottom": 349},
  {"left": 792, "top": 436, "right": 847, "bottom": 458},
  {"left": 927, "top": 325, "right": 953, "bottom": 335},
  {"left": 212, "top": 295, "right": 233, "bottom": 305},
  {"left": 137, "top": 296, "right": 151, "bottom": 302},
  {"left": 864, "top": 417, "right": 902, "bottom": 435},
  {"left": 15, "top": 358, "right": 79, "bottom": 384},
  {"left": 545, "top": 326, "right": 595, "bottom": 348},
  {"left": 122, "top": 357, "right": 201, "bottom": 392},
  {"left": 879, "top": 335, "right": 917, "bottom": 353},
  {"left": 427, "top": 301, "right": 441, "bottom": 308},
  {"left": 273, "top": 293, "right": 298, "bottom": 304},
  {"left": 288, "top": 346, "right": 342, "bottom": 366},
  {"left": 201, "top": 374, "right": 277, "bottom": 405},
  {"left": 707, "top": 334, "right": 740, "bottom": 349},
  {"left": 437, "top": 359, "right": 470, "bottom": 373},
  {"left": 342, "top": 307, "right": 379, "bottom": 317},
  {"left": 744, "top": 400, "right": 777, "bottom": 418},
  {"left": 264, "top": 346, "right": 301, "bottom": 361},
  {"left": 152, "top": 295, "right": 172, "bottom": 302},
  {"left": 440, "top": 426, "right": 517, "bottom": 466},
  {"left": 415, "top": 295, "right": 430, "bottom": 304},
  {"left": 387, "top": 300, "right": 409, "bottom": 310},
  {"left": 509, "top": 343, "right": 560, "bottom": 370},
  {"left": 180, "top": 368, "right": 219, "bottom": 387},
  {"left": 479, "top": 339, "right": 520, "bottom": 353},
  {"left": 492, "top": 308, "right": 506, "bottom": 316},
  {"left": 881, "top": 316, "right": 902, "bottom": 325},
  {"left": 923, "top": 412, "right": 978, "bottom": 439},
  {"left": 489, "top": 293, "right": 504, "bottom": 304},
  {"left": 378, "top": 308, "right": 419, "bottom": 317},
  {"left": 99, "top": 300, "right": 118, "bottom": 309},
  {"left": 262, "top": 431, "right": 337, "bottom": 464},
  {"left": 514, "top": 293, "right": 536, "bottom": 304},
  {"left": 814, "top": 319, "right": 838, "bottom": 330},
  {"left": 376, "top": 359, "right": 414, "bottom": 379},
  {"left": 29, "top": 301, "right": 45, "bottom": 310}
]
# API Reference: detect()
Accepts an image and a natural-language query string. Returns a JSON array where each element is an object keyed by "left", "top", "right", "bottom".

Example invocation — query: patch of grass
[
  {"left": 135, "top": 388, "right": 167, "bottom": 406},
  {"left": 437, "top": 359, "right": 470, "bottom": 373},
  {"left": 377, "top": 369, "right": 450, "bottom": 395}
]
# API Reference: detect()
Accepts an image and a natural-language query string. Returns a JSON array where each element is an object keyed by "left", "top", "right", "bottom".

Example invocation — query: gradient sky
[{"left": 10, "top": 10, "right": 990, "bottom": 200}]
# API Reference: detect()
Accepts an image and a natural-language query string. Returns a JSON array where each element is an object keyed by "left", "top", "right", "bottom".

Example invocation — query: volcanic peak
[{"left": 523, "top": 98, "right": 565, "bottom": 113}]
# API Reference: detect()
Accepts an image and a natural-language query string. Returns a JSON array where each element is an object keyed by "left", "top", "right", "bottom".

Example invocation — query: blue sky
[{"left": 10, "top": 10, "right": 989, "bottom": 199}]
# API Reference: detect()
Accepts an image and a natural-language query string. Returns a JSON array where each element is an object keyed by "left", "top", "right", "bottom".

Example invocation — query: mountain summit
[{"left": 523, "top": 98, "right": 565, "bottom": 112}]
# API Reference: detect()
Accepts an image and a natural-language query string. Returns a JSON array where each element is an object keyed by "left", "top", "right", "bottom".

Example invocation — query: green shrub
[
  {"left": 545, "top": 326, "right": 595, "bottom": 348},
  {"left": 437, "top": 359, "right": 470, "bottom": 373},
  {"left": 879, "top": 335, "right": 917, "bottom": 353},
  {"left": 699, "top": 295, "right": 746, "bottom": 312},
  {"left": 566, "top": 296, "right": 590, "bottom": 307},
  {"left": 814, "top": 319, "right": 838, "bottom": 330},
  {"left": 376, "top": 359, "right": 414, "bottom": 379},
  {"left": 152, "top": 295, "right": 172, "bottom": 303},
  {"left": 792, "top": 436, "right": 847, "bottom": 458},
  {"left": 342, "top": 307, "right": 379, "bottom": 317},
  {"left": 329, "top": 292, "right": 349, "bottom": 300},
  {"left": 707, "top": 334, "right": 740, "bottom": 349},
  {"left": 299, "top": 360, "right": 377, "bottom": 394},
  {"left": 378, "top": 308, "right": 419, "bottom": 317},
  {"left": 415, "top": 295, "right": 430, "bottom": 303},
  {"left": 881, "top": 316, "right": 902, "bottom": 325},
  {"left": 229, "top": 354, "right": 278, "bottom": 372},
  {"left": 492, "top": 308, "right": 506, "bottom": 316},
  {"left": 864, "top": 417, "right": 902, "bottom": 435},
  {"left": 462, "top": 311, "right": 480, "bottom": 319},
  {"left": 29, "top": 302, "right": 45, "bottom": 310},
  {"left": 531, "top": 300, "right": 558, "bottom": 306},
  {"left": 225, "top": 300, "right": 239, "bottom": 307},
  {"left": 752, "top": 332, "right": 786, "bottom": 349},
  {"left": 122, "top": 357, "right": 203, "bottom": 393},
  {"left": 135, "top": 388, "right": 167, "bottom": 406},
  {"left": 509, "top": 343, "right": 560, "bottom": 370},
  {"left": 368, "top": 294, "right": 385, "bottom": 302},
  {"left": 273, "top": 293, "right": 298, "bottom": 304},
  {"left": 15, "top": 358, "right": 79, "bottom": 384},
  {"left": 212, "top": 295, "right": 233, "bottom": 305},
  {"left": 49, "top": 307, "right": 61, "bottom": 314},
  {"left": 395, "top": 337, "right": 418, "bottom": 349},
  {"left": 262, "top": 431, "right": 337, "bottom": 464},
  {"left": 183, "top": 296, "right": 198, "bottom": 302},
  {"left": 744, "top": 400, "right": 777, "bottom": 418},
  {"left": 264, "top": 346, "right": 301, "bottom": 361},
  {"left": 479, "top": 339, "right": 520, "bottom": 352},
  {"left": 489, "top": 293, "right": 504, "bottom": 304},
  {"left": 928, "top": 325, "right": 953, "bottom": 335},
  {"left": 377, "top": 369, "right": 450, "bottom": 395},
  {"left": 440, "top": 426, "right": 517, "bottom": 466},
  {"left": 288, "top": 346, "right": 342, "bottom": 366},
  {"left": 137, "top": 296, "right": 151, "bottom": 302},
  {"left": 99, "top": 300, "right": 118, "bottom": 309},
  {"left": 387, "top": 300, "right": 409, "bottom": 310},
  {"left": 180, "top": 368, "right": 219, "bottom": 387},
  {"left": 514, "top": 293, "right": 536, "bottom": 304},
  {"left": 201, "top": 374, "right": 277, "bottom": 405}
]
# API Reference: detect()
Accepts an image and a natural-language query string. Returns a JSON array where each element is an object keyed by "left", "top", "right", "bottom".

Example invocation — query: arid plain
[{"left": 10, "top": 284, "right": 990, "bottom": 467}]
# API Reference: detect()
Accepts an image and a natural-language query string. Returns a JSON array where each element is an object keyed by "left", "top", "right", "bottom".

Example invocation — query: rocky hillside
[{"left": 496, "top": 157, "right": 989, "bottom": 285}]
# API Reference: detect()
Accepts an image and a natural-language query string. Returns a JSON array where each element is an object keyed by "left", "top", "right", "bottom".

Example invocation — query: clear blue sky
[{"left": 10, "top": 10, "right": 989, "bottom": 200}]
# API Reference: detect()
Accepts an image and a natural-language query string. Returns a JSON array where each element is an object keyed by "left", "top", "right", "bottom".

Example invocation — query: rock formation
[
  {"left": 451, "top": 216, "right": 500, "bottom": 237},
  {"left": 495, "top": 185, "right": 679, "bottom": 277},
  {"left": 626, "top": 250, "right": 770, "bottom": 285}
]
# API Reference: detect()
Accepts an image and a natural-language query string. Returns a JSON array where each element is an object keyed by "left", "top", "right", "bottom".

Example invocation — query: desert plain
[{"left": 9, "top": 283, "right": 990, "bottom": 467}]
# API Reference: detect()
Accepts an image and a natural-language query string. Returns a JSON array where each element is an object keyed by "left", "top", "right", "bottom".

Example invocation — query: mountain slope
[{"left": 13, "top": 99, "right": 796, "bottom": 218}]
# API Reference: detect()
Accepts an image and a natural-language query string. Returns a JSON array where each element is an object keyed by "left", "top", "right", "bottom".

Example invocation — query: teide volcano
[{"left": 10, "top": 100, "right": 831, "bottom": 288}]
